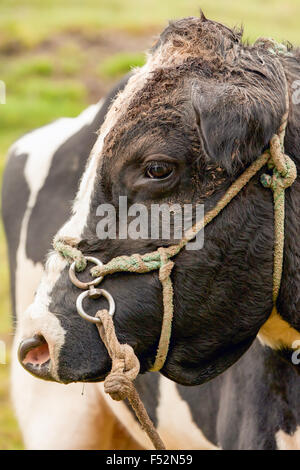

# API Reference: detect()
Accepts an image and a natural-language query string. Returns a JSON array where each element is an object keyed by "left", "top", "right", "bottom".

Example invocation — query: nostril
[
  {"left": 18, "top": 335, "right": 50, "bottom": 365},
  {"left": 18, "top": 335, "right": 52, "bottom": 380}
]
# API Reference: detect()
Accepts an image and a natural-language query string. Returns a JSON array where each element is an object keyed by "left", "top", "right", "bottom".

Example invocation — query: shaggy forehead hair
[
  {"left": 151, "top": 14, "right": 242, "bottom": 59},
  {"left": 99, "top": 15, "right": 244, "bottom": 157}
]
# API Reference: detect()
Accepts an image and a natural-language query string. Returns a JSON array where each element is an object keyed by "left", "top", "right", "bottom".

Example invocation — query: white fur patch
[
  {"left": 276, "top": 427, "right": 300, "bottom": 450},
  {"left": 156, "top": 376, "right": 219, "bottom": 449},
  {"left": 11, "top": 349, "right": 107, "bottom": 449}
]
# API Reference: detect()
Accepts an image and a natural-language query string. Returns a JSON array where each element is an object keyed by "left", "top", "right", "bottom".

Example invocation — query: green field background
[{"left": 0, "top": 0, "right": 300, "bottom": 450}]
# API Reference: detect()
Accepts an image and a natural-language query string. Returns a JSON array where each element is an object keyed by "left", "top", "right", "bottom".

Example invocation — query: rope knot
[
  {"left": 96, "top": 309, "right": 140, "bottom": 380},
  {"left": 117, "top": 343, "right": 140, "bottom": 381},
  {"left": 104, "top": 373, "right": 133, "bottom": 401},
  {"left": 53, "top": 237, "right": 87, "bottom": 272},
  {"left": 158, "top": 247, "right": 174, "bottom": 282},
  {"left": 261, "top": 134, "right": 297, "bottom": 191}
]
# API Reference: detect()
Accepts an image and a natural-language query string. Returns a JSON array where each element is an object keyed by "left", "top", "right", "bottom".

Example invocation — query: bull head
[{"left": 18, "top": 15, "right": 300, "bottom": 386}]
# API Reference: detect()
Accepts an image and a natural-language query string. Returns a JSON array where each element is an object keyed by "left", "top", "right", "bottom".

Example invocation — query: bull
[{"left": 2, "top": 14, "right": 300, "bottom": 449}]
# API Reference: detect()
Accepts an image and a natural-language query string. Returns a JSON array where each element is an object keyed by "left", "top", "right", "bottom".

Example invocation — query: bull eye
[{"left": 146, "top": 161, "right": 174, "bottom": 180}]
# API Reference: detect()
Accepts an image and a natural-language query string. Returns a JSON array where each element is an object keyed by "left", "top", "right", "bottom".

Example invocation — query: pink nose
[{"left": 18, "top": 335, "right": 53, "bottom": 380}]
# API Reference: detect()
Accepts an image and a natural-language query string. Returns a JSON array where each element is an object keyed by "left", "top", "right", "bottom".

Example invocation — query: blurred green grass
[
  {"left": 0, "top": 0, "right": 300, "bottom": 450},
  {"left": 1, "top": 0, "right": 300, "bottom": 48},
  {"left": 98, "top": 52, "right": 146, "bottom": 78}
]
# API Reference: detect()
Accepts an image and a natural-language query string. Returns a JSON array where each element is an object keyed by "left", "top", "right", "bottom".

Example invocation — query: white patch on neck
[{"left": 156, "top": 376, "right": 220, "bottom": 449}]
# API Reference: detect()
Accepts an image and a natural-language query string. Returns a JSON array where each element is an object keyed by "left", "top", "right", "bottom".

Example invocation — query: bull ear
[{"left": 191, "top": 78, "right": 285, "bottom": 173}]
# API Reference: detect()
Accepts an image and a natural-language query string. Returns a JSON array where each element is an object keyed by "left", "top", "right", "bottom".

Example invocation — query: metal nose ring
[
  {"left": 69, "top": 256, "right": 104, "bottom": 289},
  {"left": 76, "top": 288, "right": 116, "bottom": 324}
]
